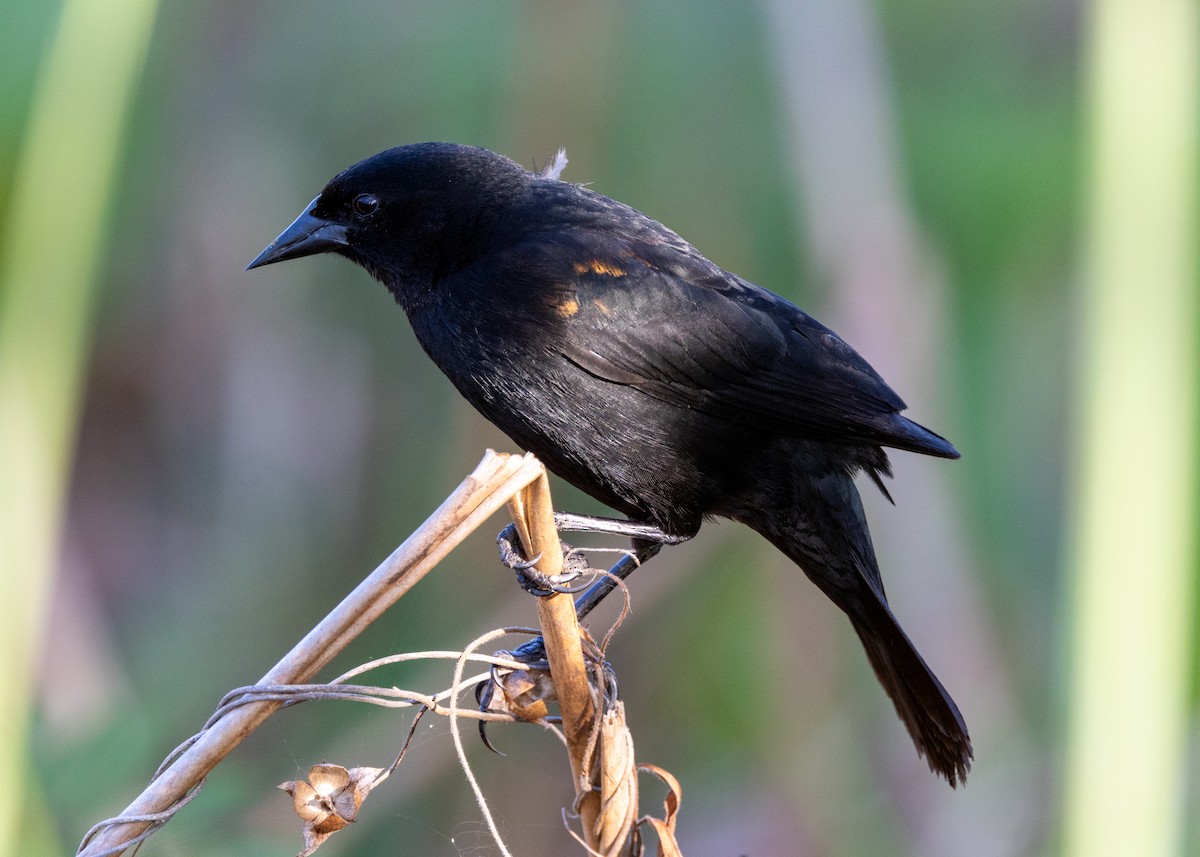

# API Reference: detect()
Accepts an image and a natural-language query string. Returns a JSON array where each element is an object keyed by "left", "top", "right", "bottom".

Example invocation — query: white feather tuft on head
[{"left": 539, "top": 148, "right": 569, "bottom": 181}]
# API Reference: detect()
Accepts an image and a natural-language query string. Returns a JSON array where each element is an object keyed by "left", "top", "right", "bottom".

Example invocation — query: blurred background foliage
[{"left": 2, "top": 0, "right": 1195, "bottom": 855}]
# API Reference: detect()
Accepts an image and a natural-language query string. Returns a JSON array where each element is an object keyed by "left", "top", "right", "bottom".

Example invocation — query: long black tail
[
  {"left": 738, "top": 464, "right": 972, "bottom": 785},
  {"left": 848, "top": 596, "right": 972, "bottom": 785}
]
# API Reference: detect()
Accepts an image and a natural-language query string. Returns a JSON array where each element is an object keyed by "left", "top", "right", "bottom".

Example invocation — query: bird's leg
[
  {"left": 553, "top": 512, "right": 692, "bottom": 545},
  {"left": 551, "top": 512, "right": 692, "bottom": 617},
  {"left": 481, "top": 522, "right": 672, "bottom": 749},
  {"left": 496, "top": 512, "right": 689, "bottom": 598},
  {"left": 497, "top": 511, "right": 689, "bottom": 611},
  {"left": 572, "top": 537, "right": 665, "bottom": 620}
]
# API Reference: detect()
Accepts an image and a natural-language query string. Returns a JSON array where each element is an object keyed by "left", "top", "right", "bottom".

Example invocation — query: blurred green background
[{"left": 2, "top": 0, "right": 1196, "bottom": 855}]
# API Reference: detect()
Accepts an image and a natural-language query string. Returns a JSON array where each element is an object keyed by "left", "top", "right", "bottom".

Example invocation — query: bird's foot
[
  {"left": 498, "top": 512, "right": 684, "bottom": 614},
  {"left": 474, "top": 637, "right": 550, "bottom": 753},
  {"left": 496, "top": 523, "right": 593, "bottom": 596},
  {"left": 475, "top": 633, "right": 618, "bottom": 753}
]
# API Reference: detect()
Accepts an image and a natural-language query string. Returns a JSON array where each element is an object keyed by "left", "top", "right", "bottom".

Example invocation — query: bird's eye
[{"left": 352, "top": 194, "right": 379, "bottom": 216}]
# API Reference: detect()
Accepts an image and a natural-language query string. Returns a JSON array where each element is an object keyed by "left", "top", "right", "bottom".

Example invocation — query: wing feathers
[{"left": 507, "top": 235, "right": 949, "bottom": 456}]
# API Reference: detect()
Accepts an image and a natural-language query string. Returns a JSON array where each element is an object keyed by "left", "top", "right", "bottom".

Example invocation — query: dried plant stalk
[
  {"left": 507, "top": 473, "right": 602, "bottom": 850},
  {"left": 595, "top": 702, "right": 637, "bottom": 856},
  {"left": 78, "top": 450, "right": 545, "bottom": 857}
]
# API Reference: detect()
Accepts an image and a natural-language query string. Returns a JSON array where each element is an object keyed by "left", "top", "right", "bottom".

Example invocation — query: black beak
[{"left": 246, "top": 197, "right": 350, "bottom": 270}]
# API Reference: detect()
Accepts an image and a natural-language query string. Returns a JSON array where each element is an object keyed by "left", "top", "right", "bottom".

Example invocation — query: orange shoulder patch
[
  {"left": 555, "top": 297, "right": 580, "bottom": 318},
  {"left": 573, "top": 259, "right": 627, "bottom": 278}
]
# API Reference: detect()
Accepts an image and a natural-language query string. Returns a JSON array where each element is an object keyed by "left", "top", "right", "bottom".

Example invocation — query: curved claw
[
  {"left": 474, "top": 675, "right": 506, "bottom": 756},
  {"left": 478, "top": 719, "right": 504, "bottom": 755},
  {"left": 511, "top": 553, "right": 545, "bottom": 572}
]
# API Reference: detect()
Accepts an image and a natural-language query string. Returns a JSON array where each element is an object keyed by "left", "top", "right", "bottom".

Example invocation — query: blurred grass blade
[
  {"left": 1063, "top": 0, "right": 1197, "bottom": 854},
  {"left": 0, "top": 0, "right": 159, "bottom": 853}
]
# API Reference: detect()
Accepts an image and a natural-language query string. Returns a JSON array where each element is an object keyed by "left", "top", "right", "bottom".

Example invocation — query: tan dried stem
[
  {"left": 506, "top": 473, "right": 602, "bottom": 851},
  {"left": 78, "top": 450, "right": 545, "bottom": 857}
]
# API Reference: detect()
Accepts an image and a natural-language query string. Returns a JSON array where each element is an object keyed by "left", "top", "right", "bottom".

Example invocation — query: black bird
[{"left": 248, "top": 142, "right": 971, "bottom": 785}]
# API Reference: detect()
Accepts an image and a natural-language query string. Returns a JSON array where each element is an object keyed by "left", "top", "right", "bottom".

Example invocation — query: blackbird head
[{"left": 247, "top": 143, "right": 532, "bottom": 294}]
